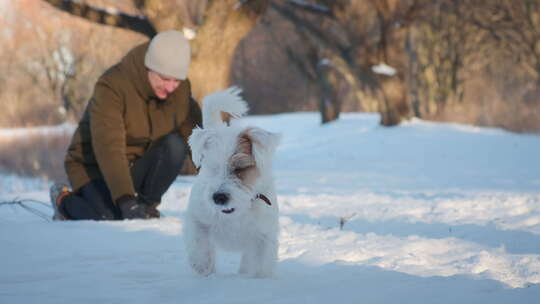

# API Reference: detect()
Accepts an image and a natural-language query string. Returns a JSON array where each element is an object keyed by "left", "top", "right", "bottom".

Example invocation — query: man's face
[{"left": 147, "top": 70, "right": 181, "bottom": 99}]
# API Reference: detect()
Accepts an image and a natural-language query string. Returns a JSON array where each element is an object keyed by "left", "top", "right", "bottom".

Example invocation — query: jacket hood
[{"left": 120, "top": 42, "right": 156, "bottom": 100}]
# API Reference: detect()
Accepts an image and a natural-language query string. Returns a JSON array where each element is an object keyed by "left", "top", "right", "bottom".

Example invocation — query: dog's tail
[{"left": 202, "top": 86, "right": 248, "bottom": 129}]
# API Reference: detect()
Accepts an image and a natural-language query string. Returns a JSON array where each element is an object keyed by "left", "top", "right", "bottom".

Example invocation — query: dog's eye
[
  {"left": 234, "top": 167, "right": 246, "bottom": 174},
  {"left": 233, "top": 166, "right": 252, "bottom": 176}
]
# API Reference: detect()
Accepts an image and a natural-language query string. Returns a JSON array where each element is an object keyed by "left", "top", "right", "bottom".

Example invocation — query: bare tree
[
  {"left": 21, "top": 21, "right": 115, "bottom": 122},
  {"left": 269, "top": 0, "right": 376, "bottom": 124},
  {"left": 270, "top": 0, "right": 429, "bottom": 125},
  {"left": 260, "top": 6, "right": 343, "bottom": 123},
  {"left": 467, "top": 0, "right": 540, "bottom": 84},
  {"left": 410, "top": 0, "right": 490, "bottom": 117},
  {"left": 41, "top": 0, "right": 270, "bottom": 100}
]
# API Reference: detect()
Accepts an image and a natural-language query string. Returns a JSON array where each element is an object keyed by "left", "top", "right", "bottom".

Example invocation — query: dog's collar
[{"left": 255, "top": 194, "right": 272, "bottom": 206}]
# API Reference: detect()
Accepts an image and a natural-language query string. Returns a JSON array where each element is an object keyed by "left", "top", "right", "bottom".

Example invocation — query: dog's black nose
[{"left": 213, "top": 192, "right": 230, "bottom": 205}]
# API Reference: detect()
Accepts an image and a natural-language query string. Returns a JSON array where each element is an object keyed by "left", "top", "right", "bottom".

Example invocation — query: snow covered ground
[{"left": 1, "top": 112, "right": 540, "bottom": 303}]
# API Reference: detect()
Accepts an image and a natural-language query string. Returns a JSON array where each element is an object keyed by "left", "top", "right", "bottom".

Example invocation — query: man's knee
[{"left": 161, "top": 133, "right": 188, "bottom": 163}]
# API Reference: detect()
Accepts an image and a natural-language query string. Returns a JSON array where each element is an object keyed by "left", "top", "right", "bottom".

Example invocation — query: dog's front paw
[
  {"left": 192, "top": 262, "right": 215, "bottom": 276},
  {"left": 189, "top": 256, "right": 216, "bottom": 276}
]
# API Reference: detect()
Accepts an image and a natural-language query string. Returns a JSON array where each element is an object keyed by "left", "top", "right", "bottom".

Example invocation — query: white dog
[{"left": 184, "top": 87, "right": 280, "bottom": 278}]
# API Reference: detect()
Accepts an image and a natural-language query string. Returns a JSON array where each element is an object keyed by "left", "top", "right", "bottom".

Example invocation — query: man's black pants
[{"left": 62, "top": 133, "right": 187, "bottom": 220}]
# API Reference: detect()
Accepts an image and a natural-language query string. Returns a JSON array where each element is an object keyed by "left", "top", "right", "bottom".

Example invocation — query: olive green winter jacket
[{"left": 64, "top": 42, "right": 202, "bottom": 201}]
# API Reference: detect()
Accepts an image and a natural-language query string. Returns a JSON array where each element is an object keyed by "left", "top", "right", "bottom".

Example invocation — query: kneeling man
[{"left": 50, "top": 30, "right": 202, "bottom": 220}]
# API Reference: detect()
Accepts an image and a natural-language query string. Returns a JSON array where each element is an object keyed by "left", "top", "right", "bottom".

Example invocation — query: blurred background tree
[
  {"left": 41, "top": 0, "right": 270, "bottom": 100},
  {"left": 0, "top": 0, "right": 538, "bottom": 132}
]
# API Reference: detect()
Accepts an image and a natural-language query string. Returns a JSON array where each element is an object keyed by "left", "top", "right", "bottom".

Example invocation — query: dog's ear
[
  {"left": 188, "top": 128, "right": 216, "bottom": 168},
  {"left": 243, "top": 127, "right": 281, "bottom": 170}
]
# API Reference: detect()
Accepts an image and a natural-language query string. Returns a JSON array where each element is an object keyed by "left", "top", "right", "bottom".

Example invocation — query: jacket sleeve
[
  {"left": 178, "top": 80, "right": 202, "bottom": 141},
  {"left": 89, "top": 79, "right": 135, "bottom": 202},
  {"left": 179, "top": 97, "right": 202, "bottom": 140}
]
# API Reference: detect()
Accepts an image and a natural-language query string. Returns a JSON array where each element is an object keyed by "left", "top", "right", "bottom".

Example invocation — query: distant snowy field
[{"left": 1, "top": 112, "right": 540, "bottom": 303}]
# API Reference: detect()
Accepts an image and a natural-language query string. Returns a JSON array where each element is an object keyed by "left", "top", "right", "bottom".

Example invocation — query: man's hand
[{"left": 117, "top": 195, "right": 149, "bottom": 220}]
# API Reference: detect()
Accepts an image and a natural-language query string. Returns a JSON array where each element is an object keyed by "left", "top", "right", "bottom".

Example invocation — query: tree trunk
[
  {"left": 372, "top": 0, "right": 414, "bottom": 126},
  {"left": 378, "top": 75, "right": 408, "bottom": 126},
  {"left": 317, "top": 62, "right": 340, "bottom": 123},
  {"left": 189, "top": 0, "right": 268, "bottom": 100}
]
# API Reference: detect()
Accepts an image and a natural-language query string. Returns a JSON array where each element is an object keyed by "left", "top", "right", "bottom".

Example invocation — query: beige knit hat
[{"left": 144, "top": 30, "right": 191, "bottom": 80}]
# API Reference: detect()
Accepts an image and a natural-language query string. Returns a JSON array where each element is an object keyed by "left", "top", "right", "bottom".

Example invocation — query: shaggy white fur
[{"left": 184, "top": 87, "right": 280, "bottom": 278}]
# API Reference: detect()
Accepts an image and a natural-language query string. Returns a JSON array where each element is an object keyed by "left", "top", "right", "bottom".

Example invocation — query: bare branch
[
  {"left": 42, "top": 0, "right": 156, "bottom": 37},
  {"left": 286, "top": 0, "right": 332, "bottom": 16}
]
